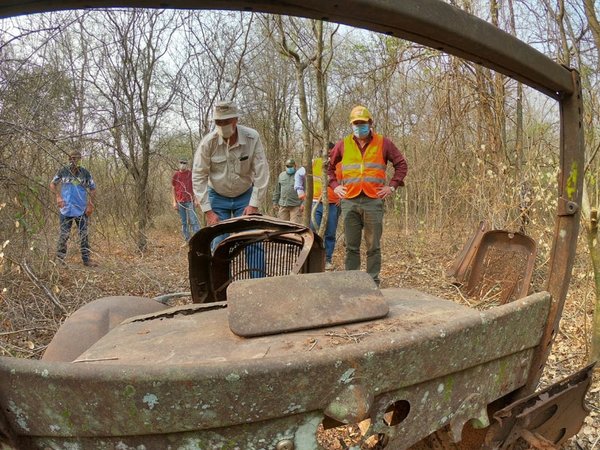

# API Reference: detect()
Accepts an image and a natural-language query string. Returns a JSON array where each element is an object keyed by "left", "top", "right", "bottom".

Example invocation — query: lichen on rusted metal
[{"left": 0, "top": 289, "right": 551, "bottom": 448}]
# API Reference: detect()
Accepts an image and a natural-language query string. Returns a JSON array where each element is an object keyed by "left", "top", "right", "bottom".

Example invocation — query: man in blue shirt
[{"left": 50, "top": 150, "right": 97, "bottom": 267}]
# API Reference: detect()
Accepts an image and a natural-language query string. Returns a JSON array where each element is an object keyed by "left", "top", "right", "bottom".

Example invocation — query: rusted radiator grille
[{"left": 227, "top": 240, "right": 302, "bottom": 281}]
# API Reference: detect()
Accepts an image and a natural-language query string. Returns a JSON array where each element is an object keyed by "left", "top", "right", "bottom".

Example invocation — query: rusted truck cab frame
[{"left": 0, "top": 1, "right": 590, "bottom": 449}]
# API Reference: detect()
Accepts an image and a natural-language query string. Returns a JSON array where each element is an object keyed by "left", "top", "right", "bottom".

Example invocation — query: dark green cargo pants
[{"left": 340, "top": 194, "right": 384, "bottom": 285}]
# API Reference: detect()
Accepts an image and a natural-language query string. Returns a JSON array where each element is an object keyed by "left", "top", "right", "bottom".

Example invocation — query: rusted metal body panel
[
  {"left": 489, "top": 363, "right": 594, "bottom": 448},
  {"left": 446, "top": 220, "right": 489, "bottom": 283},
  {"left": 465, "top": 231, "right": 537, "bottom": 304},
  {"left": 0, "top": 288, "right": 551, "bottom": 448},
  {"left": 228, "top": 271, "right": 389, "bottom": 337},
  {"left": 41, "top": 296, "right": 169, "bottom": 362}
]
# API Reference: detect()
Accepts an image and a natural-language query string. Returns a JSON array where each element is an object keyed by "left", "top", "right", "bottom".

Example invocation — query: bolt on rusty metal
[{"left": 276, "top": 439, "right": 294, "bottom": 450}]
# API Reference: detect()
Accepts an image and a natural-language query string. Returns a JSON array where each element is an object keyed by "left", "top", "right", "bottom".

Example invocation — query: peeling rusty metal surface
[
  {"left": 465, "top": 230, "right": 537, "bottom": 304},
  {"left": 367, "top": 353, "right": 532, "bottom": 449},
  {"left": 0, "top": 290, "right": 551, "bottom": 448},
  {"left": 228, "top": 271, "right": 389, "bottom": 337},
  {"left": 487, "top": 363, "right": 594, "bottom": 449}
]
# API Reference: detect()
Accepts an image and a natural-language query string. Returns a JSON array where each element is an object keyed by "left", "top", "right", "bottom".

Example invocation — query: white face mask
[{"left": 216, "top": 123, "right": 235, "bottom": 139}]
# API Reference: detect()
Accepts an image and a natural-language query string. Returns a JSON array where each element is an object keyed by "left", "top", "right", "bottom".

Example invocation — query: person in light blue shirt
[{"left": 49, "top": 150, "right": 97, "bottom": 267}]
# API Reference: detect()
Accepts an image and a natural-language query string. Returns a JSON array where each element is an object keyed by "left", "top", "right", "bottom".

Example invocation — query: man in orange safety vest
[{"left": 328, "top": 105, "right": 407, "bottom": 286}]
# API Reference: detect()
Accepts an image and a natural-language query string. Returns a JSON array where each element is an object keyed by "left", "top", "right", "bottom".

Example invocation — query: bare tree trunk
[
  {"left": 85, "top": 10, "right": 180, "bottom": 252},
  {"left": 270, "top": 15, "right": 317, "bottom": 226},
  {"left": 584, "top": 0, "right": 600, "bottom": 68},
  {"left": 313, "top": 20, "right": 330, "bottom": 237}
]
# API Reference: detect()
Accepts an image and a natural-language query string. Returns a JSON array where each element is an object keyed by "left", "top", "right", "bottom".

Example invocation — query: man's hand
[
  {"left": 333, "top": 185, "right": 347, "bottom": 199},
  {"left": 243, "top": 205, "right": 259, "bottom": 215},
  {"left": 172, "top": 201, "right": 178, "bottom": 211},
  {"left": 377, "top": 186, "right": 395, "bottom": 199},
  {"left": 56, "top": 196, "right": 65, "bottom": 209},
  {"left": 205, "top": 210, "right": 220, "bottom": 226},
  {"left": 85, "top": 203, "right": 94, "bottom": 217},
  {"left": 297, "top": 190, "right": 306, "bottom": 200}
]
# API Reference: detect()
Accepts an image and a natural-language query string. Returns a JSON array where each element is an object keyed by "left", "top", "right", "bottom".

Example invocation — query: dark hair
[{"left": 327, "top": 142, "right": 335, "bottom": 150}]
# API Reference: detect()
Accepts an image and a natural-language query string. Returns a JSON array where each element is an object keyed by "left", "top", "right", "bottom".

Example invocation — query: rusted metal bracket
[
  {"left": 488, "top": 363, "right": 594, "bottom": 449},
  {"left": 557, "top": 197, "right": 579, "bottom": 216}
]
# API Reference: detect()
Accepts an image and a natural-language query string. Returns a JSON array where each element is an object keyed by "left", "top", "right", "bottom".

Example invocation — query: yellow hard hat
[{"left": 349, "top": 105, "right": 372, "bottom": 123}]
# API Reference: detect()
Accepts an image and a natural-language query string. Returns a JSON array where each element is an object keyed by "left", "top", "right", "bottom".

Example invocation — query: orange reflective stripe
[{"left": 340, "top": 133, "right": 386, "bottom": 198}]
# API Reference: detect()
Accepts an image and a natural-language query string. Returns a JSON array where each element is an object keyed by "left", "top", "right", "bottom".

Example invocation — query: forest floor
[{"left": 0, "top": 216, "right": 598, "bottom": 448}]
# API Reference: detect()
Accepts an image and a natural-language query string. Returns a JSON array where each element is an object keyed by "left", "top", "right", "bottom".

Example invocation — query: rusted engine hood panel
[{"left": 0, "top": 289, "right": 551, "bottom": 449}]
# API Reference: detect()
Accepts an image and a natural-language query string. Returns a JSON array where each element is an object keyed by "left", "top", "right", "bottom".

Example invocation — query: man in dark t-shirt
[{"left": 172, "top": 158, "right": 200, "bottom": 243}]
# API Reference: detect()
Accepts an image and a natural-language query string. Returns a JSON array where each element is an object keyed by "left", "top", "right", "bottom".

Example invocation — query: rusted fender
[{"left": 42, "top": 296, "right": 169, "bottom": 362}]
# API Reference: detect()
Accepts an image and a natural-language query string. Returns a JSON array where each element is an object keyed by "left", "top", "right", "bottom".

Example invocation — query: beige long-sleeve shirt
[{"left": 192, "top": 125, "right": 270, "bottom": 213}]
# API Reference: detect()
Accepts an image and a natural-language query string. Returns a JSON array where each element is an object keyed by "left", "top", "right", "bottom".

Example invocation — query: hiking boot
[
  {"left": 83, "top": 260, "right": 98, "bottom": 267},
  {"left": 325, "top": 261, "right": 334, "bottom": 270}
]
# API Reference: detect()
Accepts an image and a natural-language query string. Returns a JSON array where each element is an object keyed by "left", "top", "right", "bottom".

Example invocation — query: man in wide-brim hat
[{"left": 192, "top": 100, "right": 269, "bottom": 277}]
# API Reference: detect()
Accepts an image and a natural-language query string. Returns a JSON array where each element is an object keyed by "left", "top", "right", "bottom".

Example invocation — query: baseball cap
[
  {"left": 285, "top": 158, "right": 295, "bottom": 167},
  {"left": 349, "top": 105, "right": 372, "bottom": 123}
]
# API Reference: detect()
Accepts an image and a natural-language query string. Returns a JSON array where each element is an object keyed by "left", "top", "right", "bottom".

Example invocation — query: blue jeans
[
  {"left": 311, "top": 202, "right": 339, "bottom": 263},
  {"left": 57, "top": 214, "right": 90, "bottom": 263},
  {"left": 208, "top": 187, "right": 265, "bottom": 278},
  {"left": 177, "top": 201, "right": 200, "bottom": 241}
]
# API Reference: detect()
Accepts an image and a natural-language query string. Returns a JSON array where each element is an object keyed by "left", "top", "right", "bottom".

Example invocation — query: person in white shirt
[{"left": 192, "top": 100, "right": 270, "bottom": 276}]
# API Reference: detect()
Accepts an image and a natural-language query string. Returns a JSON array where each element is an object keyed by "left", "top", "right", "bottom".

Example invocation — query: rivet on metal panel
[{"left": 276, "top": 439, "right": 294, "bottom": 450}]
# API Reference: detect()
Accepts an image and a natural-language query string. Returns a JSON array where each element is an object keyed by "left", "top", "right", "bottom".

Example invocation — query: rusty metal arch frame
[{"left": 0, "top": 0, "right": 585, "bottom": 442}]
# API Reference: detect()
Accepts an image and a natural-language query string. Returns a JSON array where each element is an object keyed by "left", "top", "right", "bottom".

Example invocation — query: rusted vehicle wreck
[{"left": 0, "top": 0, "right": 594, "bottom": 449}]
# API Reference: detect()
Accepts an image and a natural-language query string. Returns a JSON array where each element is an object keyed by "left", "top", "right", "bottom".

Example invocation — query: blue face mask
[
  {"left": 352, "top": 123, "right": 370, "bottom": 138},
  {"left": 286, "top": 167, "right": 296, "bottom": 175}
]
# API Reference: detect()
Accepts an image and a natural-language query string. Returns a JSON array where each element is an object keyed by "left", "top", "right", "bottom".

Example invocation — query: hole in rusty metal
[
  {"left": 552, "top": 428, "right": 566, "bottom": 444},
  {"left": 321, "top": 415, "right": 346, "bottom": 430},
  {"left": 528, "top": 403, "right": 558, "bottom": 429},
  {"left": 383, "top": 400, "right": 410, "bottom": 426}
]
